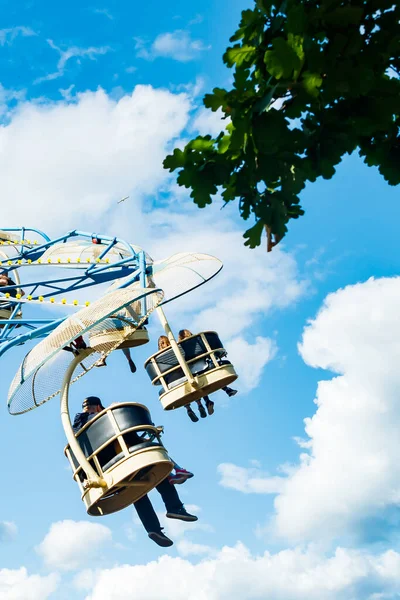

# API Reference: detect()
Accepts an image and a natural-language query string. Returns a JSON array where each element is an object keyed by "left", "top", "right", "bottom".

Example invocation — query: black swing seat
[
  {"left": 65, "top": 402, "right": 173, "bottom": 516},
  {"left": 144, "top": 331, "right": 238, "bottom": 410}
]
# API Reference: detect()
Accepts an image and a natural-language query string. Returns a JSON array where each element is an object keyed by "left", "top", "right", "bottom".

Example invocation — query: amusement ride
[{"left": 1, "top": 226, "right": 238, "bottom": 518}]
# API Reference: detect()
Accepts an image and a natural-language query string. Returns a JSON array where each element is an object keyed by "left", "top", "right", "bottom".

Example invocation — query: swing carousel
[{"left": 4, "top": 226, "right": 238, "bottom": 516}]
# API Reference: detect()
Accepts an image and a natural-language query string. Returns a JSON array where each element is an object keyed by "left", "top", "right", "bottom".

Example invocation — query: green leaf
[
  {"left": 204, "top": 88, "right": 228, "bottom": 112},
  {"left": 188, "top": 137, "right": 215, "bottom": 152},
  {"left": 218, "top": 135, "right": 231, "bottom": 154},
  {"left": 244, "top": 220, "right": 264, "bottom": 248},
  {"left": 163, "top": 148, "right": 186, "bottom": 172},
  {"left": 252, "top": 109, "right": 292, "bottom": 155},
  {"left": 302, "top": 71, "right": 323, "bottom": 97},
  {"left": 264, "top": 38, "right": 302, "bottom": 80},
  {"left": 224, "top": 45, "right": 257, "bottom": 68}
]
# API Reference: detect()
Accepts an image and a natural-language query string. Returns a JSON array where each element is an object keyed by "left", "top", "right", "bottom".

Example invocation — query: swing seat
[
  {"left": 65, "top": 402, "right": 173, "bottom": 516},
  {"left": 89, "top": 320, "right": 149, "bottom": 351},
  {"left": 145, "top": 332, "right": 238, "bottom": 410}
]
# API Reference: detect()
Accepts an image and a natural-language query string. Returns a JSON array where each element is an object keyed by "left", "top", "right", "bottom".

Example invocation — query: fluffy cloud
[
  {"left": 218, "top": 463, "right": 284, "bottom": 494},
  {"left": 190, "top": 107, "right": 227, "bottom": 137},
  {"left": 0, "top": 85, "right": 190, "bottom": 232},
  {"left": 273, "top": 276, "right": 400, "bottom": 543},
  {"left": 136, "top": 30, "right": 210, "bottom": 62},
  {"left": 36, "top": 520, "right": 112, "bottom": 571},
  {"left": 176, "top": 539, "right": 215, "bottom": 557},
  {"left": 0, "top": 567, "right": 58, "bottom": 600},
  {"left": 218, "top": 277, "right": 400, "bottom": 545},
  {"left": 147, "top": 208, "right": 306, "bottom": 336},
  {"left": 225, "top": 336, "right": 277, "bottom": 393},
  {"left": 79, "top": 543, "right": 400, "bottom": 600}
]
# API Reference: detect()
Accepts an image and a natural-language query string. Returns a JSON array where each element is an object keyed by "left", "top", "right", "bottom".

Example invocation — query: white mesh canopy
[
  {"left": 8, "top": 287, "right": 163, "bottom": 415},
  {"left": 108, "top": 252, "right": 222, "bottom": 303}
]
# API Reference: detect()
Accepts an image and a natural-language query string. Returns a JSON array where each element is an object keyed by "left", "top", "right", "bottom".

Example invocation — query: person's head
[
  {"left": 0, "top": 274, "right": 10, "bottom": 287},
  {"left": 82, "top": 396, "right": 104, "bottom": 414},
  {"left": 158, "top": 335, "right": 170, "bottom": 351},
  {"left": 178, "top": 329, "right": 193, "bottom": 341}
]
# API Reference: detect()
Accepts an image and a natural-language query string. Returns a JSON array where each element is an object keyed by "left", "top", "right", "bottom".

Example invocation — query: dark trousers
[{"left": 134, "top": 477, "right": 183, "bottom": 533}]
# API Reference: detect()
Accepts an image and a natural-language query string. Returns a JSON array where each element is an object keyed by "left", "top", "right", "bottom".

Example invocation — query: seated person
[
  {"left": 158, "top": 335, "right": 207, "bottom": 423},
  {"left": 0, "top": 273, "right": 25, "bottom": 317},
  {"left": 72, "top": 396, "right": 197, "bottom": 547},
  {"left": 179, "top": 329, "right": 237, "bottom": 397},
  {"left": 178, "top": 329, "right": 238, "bottom": 422},
  {"left": 95, "top": 308, "right": 140, "bottom": 373},
  {"left": 96, "top": 346, "right": 136, "bottom": 373}
]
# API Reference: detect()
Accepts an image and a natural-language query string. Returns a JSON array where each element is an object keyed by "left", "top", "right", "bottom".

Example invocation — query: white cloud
[
  {"left": 36, "top": 520, "right": 112, "bottom": 571},
  {"left": 176, "top": 539, "right": 215, "bottom": 557},
  {"left": 218, "top": 463, "right": 284, "bottom": 494},
  {"left": 79, "top": 543, "right": 400, "bottom": 600},
  {"left": 0, "top": 521, "right": 17, "bottom": 541},
  {"left": 154, "top": 504, "right": 214, "bottom": 544},
  {"left": 136, "top": 30, "right": 210, "bottom": 62},
  {"left": 222, "top": 277, "right": 400, "bottom": 545},
  {"left": 0, "top": 567, "right": 58, "bottom": 600},
  {"left": 225, "top": 336, "right": 277, "bottom": 393},
  {"left": 0, "top": 26, "right": 36, "bottom": 46},
  {"left": 0, "top": 85, "right": 190, "bottom": 232},
  {"left": 146, "top": 208, "right": 307, "bottom": 342},
  {"left": 191, "top": 107, "right": 228, "bottom": 137},
  {"left": 35, "top": 40, "right": 111, "bottom": 83}
]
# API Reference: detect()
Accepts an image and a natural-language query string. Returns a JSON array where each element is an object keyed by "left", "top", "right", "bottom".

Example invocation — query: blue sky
[{"left": 0, "top": 2, "right": 399, "bottom": 600}]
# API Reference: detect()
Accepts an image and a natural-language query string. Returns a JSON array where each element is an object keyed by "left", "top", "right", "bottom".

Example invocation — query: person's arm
[{"left": 72, "top": 412, "right": 88, "bottom": 434}]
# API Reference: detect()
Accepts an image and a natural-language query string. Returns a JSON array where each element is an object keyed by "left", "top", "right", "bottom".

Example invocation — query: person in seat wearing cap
[
  {"left": 72, "top": 396, "right": 104, "bottom": 432},
  {"left": 72, "top": 396, "right": 197, "bottom": 548}
]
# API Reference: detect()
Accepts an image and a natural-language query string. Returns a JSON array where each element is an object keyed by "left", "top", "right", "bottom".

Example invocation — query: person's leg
[
  {"left": 185, "top": 404, "right": 199, "bottom": 422},
  {"left": 170, "top": 458, "right": 181, "bottom": 470},
  {"left": 203, "top": 395, "right": 215, "bottom": 415},
  {"left": 122, "top": 348, "right": 137, "bottom": 373},
  {"left": 156, "top": 478, "right": 198, "bottom": 521},
  {"left": 222, "top": 386, "right": 238, "bottom": 397},
  {"left": 95, "top": 356, "right": 107, "bottom": 367},
  {"left": 195, "top": 399, "right": 207, "bottom": 419},
  {"left": 134, "top": 494, "right": 161, "bottom": 533},
  {"left": 168, "top": 457, "right": 194, "bottom": 484},
  {"left": 134, "top": 493, "right": 173, "bottom": 547},
  {"left": 156, "top": 478, "right": 183, "bottom": 513}
]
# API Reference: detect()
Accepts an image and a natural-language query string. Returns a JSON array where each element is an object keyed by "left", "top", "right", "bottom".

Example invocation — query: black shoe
[
  {"left": 198, "top": 403, "right": 207, "bottom": 418},
  {"left": 128, "top": 360, "right": 137, "bottom": 374},
  {"left": 148, "top": 530, "right": 173, "bottom": 547},
  {"left": 186, "top": 407, "right": 199, "bottom": 422},
  {"left": 225, "top": 387, "right": 238, "bottom": 397},
  {"left": 166, "top": 507, "right": 198, "bottom": 522},
  {"left": 205, "top": 399, "right": 215, "bottom": 415}
]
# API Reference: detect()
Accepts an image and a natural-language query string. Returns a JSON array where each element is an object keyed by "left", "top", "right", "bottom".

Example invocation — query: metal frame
[{"left": 0, "top": 227, "right": 151, "bottom": 356}]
